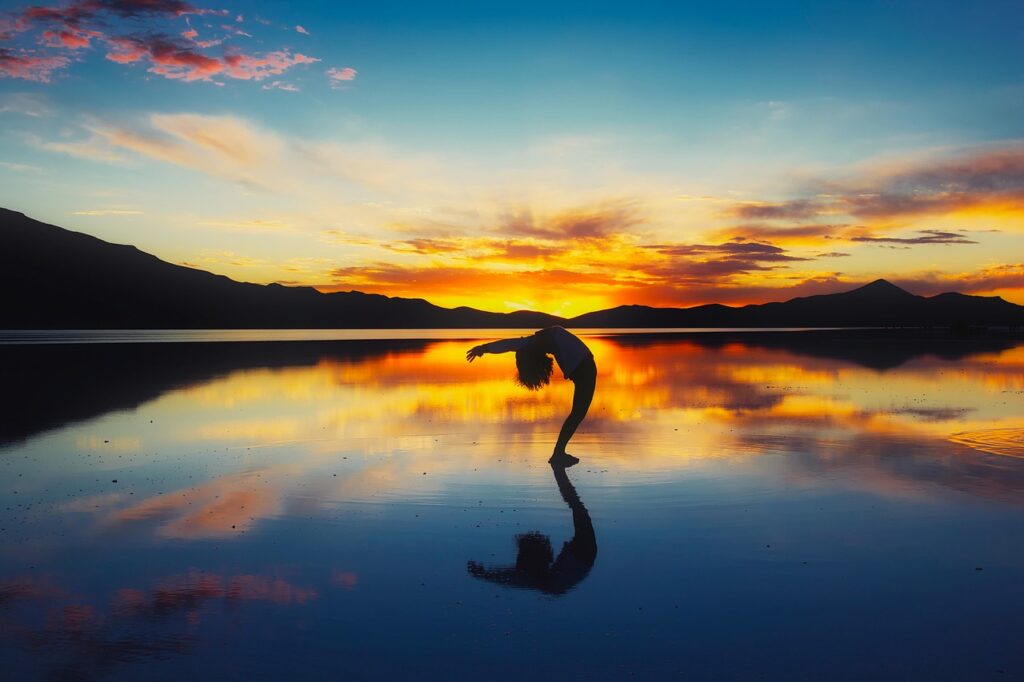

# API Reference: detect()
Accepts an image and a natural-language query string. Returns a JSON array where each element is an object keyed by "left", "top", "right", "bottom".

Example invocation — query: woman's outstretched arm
[{"left": 465, "top": 336, "right": 529, "bottom": 362}]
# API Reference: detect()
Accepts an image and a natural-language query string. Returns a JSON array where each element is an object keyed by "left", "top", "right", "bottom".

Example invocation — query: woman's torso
[{"left": 537, "top": 326, "right": 592, "bottom": 379}]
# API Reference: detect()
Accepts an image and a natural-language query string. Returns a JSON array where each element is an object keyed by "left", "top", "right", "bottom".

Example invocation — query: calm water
[{"left": 2, "top": 332, "right": 1024, "bottom": 680}]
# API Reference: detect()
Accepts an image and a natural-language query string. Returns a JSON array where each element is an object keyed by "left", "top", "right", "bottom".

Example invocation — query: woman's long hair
[{"left": 515, "top": 345, "right": 553, "bottom": 390}]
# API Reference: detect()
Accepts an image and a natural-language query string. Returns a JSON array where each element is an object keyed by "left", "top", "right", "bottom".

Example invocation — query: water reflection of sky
[{"left": 2, "top": 335, "right": 1024, "bottom": 680}]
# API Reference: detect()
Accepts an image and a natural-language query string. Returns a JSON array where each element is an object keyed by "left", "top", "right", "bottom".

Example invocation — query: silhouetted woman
[
  {"left": 468, "top": 464, "right": 597, "bottom": 595},
  {"left": 466, "top": 326, "right": 596, "bottom": 467}
]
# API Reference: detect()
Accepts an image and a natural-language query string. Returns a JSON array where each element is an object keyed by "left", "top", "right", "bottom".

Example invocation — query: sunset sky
[{"left": 1, "top": 0, "right": 1023, "bottom": 316}]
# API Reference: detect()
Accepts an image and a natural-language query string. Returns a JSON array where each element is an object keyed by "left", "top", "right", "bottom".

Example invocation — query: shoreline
[{"left": 2, "top": 325, "right": 1023, "bottom": 346}]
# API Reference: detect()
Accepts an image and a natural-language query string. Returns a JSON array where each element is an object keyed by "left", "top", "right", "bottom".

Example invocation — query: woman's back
[{"left": 537, "top": 326, "right": 592, "bottom": 379}]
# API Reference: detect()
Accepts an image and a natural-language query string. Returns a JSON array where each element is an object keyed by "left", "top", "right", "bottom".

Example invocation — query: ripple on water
[{"left": 949, "top": 428, "right": 1024, "bottom": 459}]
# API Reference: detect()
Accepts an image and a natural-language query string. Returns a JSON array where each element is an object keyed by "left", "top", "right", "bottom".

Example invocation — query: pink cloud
[
  {"left": 41, "top": 27, "right": 96, "bottom": 48},
  {"left": 24, "top": 0, "right": 197, "bottom": 25},
  {"left": 326, "top": 66, "right": 356, "bottom": 87},
  {"left": 0, "top": 16, "right": 30, "bottom": 41},
  {"left": 104, "top": 36, "right": 148, "bottom": 63},
  {"left": 147, "top": 40, "right": 225, "bottom": 81},
  {"left": 103, "top": 35, "right": 319, "bottom": 82},
  {"left": 295, "top": 24, "right": 309, "bottom": 35},
  {"left": 0, "top": 47, "right": 70, "bottom": 81},
  {"left": 219, "top": 23, "right": 251, "bottom": 37},
  {"left": 6, "top": 0, "right": 327, "bottom": 86},
  {"left": 223, "top": 50, "right": 319, "bottom": 80}
]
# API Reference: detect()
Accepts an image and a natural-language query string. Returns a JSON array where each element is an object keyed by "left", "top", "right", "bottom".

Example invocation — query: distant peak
[{"left": 858, "top": 278, "right": 910, "bottom": 294}]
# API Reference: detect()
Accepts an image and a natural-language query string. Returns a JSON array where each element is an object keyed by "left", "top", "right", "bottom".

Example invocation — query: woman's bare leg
[{"left": 552, "top": 359, "right": 596, "bottom": 458}]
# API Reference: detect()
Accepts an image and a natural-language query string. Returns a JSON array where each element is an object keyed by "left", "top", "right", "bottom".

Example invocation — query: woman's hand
[{"left": 466, "top": 344, "right": 486, "bottom": 362}]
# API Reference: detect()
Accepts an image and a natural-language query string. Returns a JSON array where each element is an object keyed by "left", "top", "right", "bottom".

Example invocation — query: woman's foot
[{"left": 548, "top": 452, "right": 580, "bottom": 468}]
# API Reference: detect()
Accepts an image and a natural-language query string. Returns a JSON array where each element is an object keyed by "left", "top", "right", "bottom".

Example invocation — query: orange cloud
[
  {"left": 725, "top": 145, "right": 1024, "bottom": 224},
  {"left": 888, "top": 264, "right": 1024, "bottom": 298},
  {"left": 498, "top": 203, "right": 640, "bottom": 240}
]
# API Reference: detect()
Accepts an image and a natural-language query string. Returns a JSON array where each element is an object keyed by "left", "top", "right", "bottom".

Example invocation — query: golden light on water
[{"left": 23, "top": 336, "right": 1015, "bottom": 541}]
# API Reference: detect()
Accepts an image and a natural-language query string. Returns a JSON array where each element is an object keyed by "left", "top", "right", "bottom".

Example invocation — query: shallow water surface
[{"left": 2, "top": 333, "right": 1024, "bottom": 680}]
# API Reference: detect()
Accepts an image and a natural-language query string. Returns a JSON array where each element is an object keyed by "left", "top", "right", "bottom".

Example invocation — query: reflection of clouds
[
  {"left": 111, "top": 471, "right": 283, "bottom": 539},
  {"left": 331, "top": 570, "right": 358, "bottom": 589},
  {"left": 42, "top": 336, "right": 1024, "bottom": 543},
  {"left": 0, "top": 569, "right": 323, "bottom": 679},
  {"left": 742, "top": 430, "right": 1024, "bottom": 504},
  {"left": 60, "top": 492, "right": 129, "bottom": 513},
  {"left": 0, "top": 575, "right": 61, "bottom": 606},
  {"left": 113, "top": 571, "right": 318, "bottom": 619}
]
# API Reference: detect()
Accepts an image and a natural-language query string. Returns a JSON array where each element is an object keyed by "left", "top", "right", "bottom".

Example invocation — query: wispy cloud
[
  {"left": 711, "top": 222, "right": 847, "bottom": 246},
  {"left": 72, "top": 208, "right": 143, "bottom": 216},
  {"left": 848, "top": 229, "right": 978, "bottom": 246},
  {"left": 497, "top": 203, "right": 640, "bottom": 240},
  {"left": 326, "top": 66, "right": 356, "bottom": 87},
  {"left": 0, "top": 92, "right": 51, "bottom": 116},
  {"left": 726, "top": 145, "right": 1024, "bottom": 224},
  {"left": 0, "top": 47, "right": 69, "bottom": 82},
  {"left": 261, "top": 79, "right": 299, "bottom": 92},
  {"left": 27, "top": 132, "right": 128, "bottom": 163},
  {"left": 33, "top": 111, "right": 443, "bottom": 199},
  {"left": 0, "top": 160, "right": 43, "bottom": 173},
  {"left": 197, "top": 218, "right": 293, "bottom": 231},
  {"left": 888, "top": 264, "right": 1024, "bottom": 298}
]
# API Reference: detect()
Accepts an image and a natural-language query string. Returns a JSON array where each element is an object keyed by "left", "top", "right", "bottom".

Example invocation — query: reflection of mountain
[
  {"left": 0, "top": 340, "right": 431, "bottom": 445},
  {"left": 5, "top": 207, "right": 1024, "bottom": 329},
  {"left": 606, "top": 328, "right": 1023, "bottom": 371}
]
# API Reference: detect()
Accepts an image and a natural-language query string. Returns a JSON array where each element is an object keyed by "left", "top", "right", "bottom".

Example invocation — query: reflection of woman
[
  {"left": 468, "top": 464, "right": 597, "bottom": 595},
  {"left": 466, "top": 326, "right": 596, "bottom": 467}
]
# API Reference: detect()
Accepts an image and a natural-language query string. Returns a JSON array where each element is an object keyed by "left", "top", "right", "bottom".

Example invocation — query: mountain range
[{"left": 3, "top": 207, "right": 1023, "bottom": 329}]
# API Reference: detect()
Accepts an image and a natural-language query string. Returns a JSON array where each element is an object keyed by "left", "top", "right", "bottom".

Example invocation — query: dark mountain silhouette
[
  {"left": 0, "top": 208, "right": 560, "bottom": 329},
  {"left": 569, "top": 278, "right": 1024, "bottom": 328},
  {"left": 2, "top": 207, "right": 1023, "bottom": 329}
]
